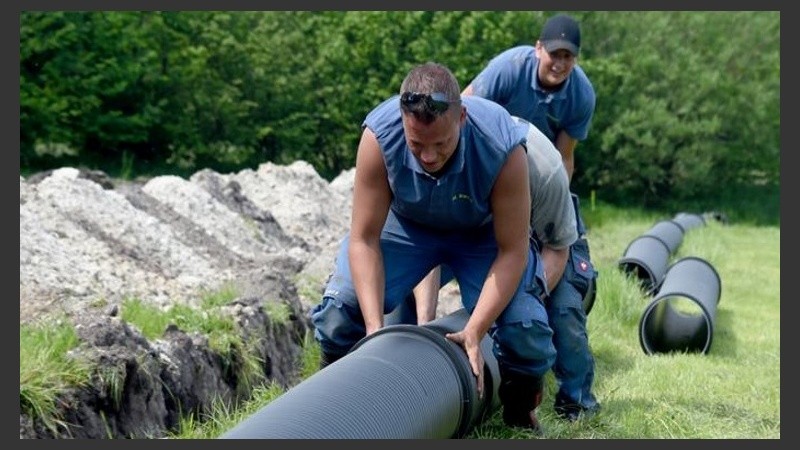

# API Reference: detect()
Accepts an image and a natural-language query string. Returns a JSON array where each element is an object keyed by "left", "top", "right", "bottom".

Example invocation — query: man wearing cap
[
  {"left": 462, "top": 13, "right": 601, "bottom": 423},
  {"left": 463, "top": 13, "right": 594, "bottom": 178}
]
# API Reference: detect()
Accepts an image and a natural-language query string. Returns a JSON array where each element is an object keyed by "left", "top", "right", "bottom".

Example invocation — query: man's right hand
[
  {"left": 365, "top": 321, "right": 383, "bottom": 337},
  {"left": 444, "top": 329, "right": 486, "bottom": 399}
]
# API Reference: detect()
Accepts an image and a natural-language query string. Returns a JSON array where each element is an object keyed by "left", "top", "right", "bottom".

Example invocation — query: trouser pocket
[{"left": 567, "top": 237, "right": 596, "bottom": 298}]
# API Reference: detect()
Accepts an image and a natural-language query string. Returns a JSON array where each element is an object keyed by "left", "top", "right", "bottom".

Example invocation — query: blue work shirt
[
  {"left": 469, "top": 45, "right": 595, "bottom": 142},
  {"left": 363, "top": 95, "right": 527, "bottom": 231}
]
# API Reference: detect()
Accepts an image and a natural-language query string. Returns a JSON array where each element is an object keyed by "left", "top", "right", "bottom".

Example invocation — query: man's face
[
  {"left": 535, "top": 42, "right": 577, "bottom": 89},
  {"left": 402, "top": 108, "right": 463, "bottom": 175}
]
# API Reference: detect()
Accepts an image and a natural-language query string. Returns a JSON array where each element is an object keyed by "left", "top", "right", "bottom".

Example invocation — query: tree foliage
[{"left": 20, "top": 11, "right": 780, "bottom": 215}]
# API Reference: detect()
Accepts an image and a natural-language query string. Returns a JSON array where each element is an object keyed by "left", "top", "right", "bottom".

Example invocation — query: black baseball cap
[{"left": 539, "top": 14, "right": 581, "bottom": 56}]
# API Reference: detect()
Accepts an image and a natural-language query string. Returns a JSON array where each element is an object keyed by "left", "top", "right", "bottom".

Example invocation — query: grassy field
[
  {"left": 175, "top": 203, "right": 780, "bottom": 439},
  {"left": 472, "top": 204, "right": 780, "bottom": 438}
]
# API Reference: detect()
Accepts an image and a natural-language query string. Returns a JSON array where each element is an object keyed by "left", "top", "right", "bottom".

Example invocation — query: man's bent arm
[
  {"left": 541, "top": 245, "right": 569, "bottom": 293},
  {"left": 466, "top": 145, "right": 531, "bottom": 339},
  {"left": 349, "top": 128, "right": 392, "bottom": 335},
  {"left": 555, "top": 130, "right": 578, "bottom": 181}
]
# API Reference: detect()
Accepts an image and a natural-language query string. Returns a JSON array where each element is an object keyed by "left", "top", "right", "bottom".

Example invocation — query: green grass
[
  {"left": 472, "top": 213, "right": 779, "bottom": 438},
  {"left": 181, "top": 205, "right": 780, "bottom": 439},
  {"left": 19, "top": 285, "right": 268, "bottom": 434},
  {"left": 169, "top": 332, "right": 320, "bottom": 439},
  {"left": 171, "top": 383, "right": 287, "bottom": 439},
  {"left": 121, "top": 286, "right": 266, "bottom": 396},
  {"left": 19, "top": 320, "right": 92, "bottom": 435},
  {"left": 531, "top": 210, "right": 779, "bottom": 438},
  {"left": 121, "top": 297, "right": 241, "bottom": 356}
]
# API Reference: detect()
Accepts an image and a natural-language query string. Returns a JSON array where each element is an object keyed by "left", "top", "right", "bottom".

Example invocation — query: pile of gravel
[{"left": 20, "top": 162, "right": 356, "bottom": 324}]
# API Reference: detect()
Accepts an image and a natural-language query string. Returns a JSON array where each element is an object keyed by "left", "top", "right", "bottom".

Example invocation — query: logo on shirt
[{"left": 452, "top": 193, "right": 473, "bottom": 203}]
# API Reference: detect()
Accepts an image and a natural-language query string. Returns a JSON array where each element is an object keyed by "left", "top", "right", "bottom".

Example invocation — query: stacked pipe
[
  {"left": 618, "top": 212, "right": 723, "bottom": 355},
  {"left": 618, "top": 234, "right": 673, "bottom": 295},
  {"left": 618, "top": 217, "right": 686, "bottom": 294},
  {"left": 672, "top": 212, "right": 706, "bottom": 233},
  {"left": 639, "top": 256, "right": 722, "bottom": 354},
  {"left": 219, "top": 308, "right": 500, "bottom": 439}
]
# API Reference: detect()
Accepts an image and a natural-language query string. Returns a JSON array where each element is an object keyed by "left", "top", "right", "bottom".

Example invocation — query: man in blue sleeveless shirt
[
  {"left": 309, "top": 62, "right": 555, "bottom": 432},
  {"left": 462, "top": 14, "right": 601, "bottom": 422}
]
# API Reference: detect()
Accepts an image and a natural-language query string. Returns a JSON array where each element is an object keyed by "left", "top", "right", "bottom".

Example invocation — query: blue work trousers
[
  {"left": 310, "top": 209, "right": 556, "bottom": 377},
  {"left": 545, "top": 194, "right": 599, "bottom": 409}
]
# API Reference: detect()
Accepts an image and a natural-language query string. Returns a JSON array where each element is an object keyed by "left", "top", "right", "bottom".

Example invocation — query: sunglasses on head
[{"left": 400, "top": 91, "right": 455, "bottom": 114}]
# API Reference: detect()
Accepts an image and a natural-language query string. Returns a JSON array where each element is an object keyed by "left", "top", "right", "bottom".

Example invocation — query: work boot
[
  {"left": 498, "top": 368, "right": 545, "bottom": 435},
  {"left": 554, "top": 395, "right": 601, "bottom": 422}
]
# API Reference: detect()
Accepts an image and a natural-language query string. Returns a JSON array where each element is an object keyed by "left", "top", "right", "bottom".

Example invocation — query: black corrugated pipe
[
  {"left": 218, "top": 308, "right": 500, "bottom": 439},
  {"left": 642, "top": 219, "right": 685, "bottom": 255},
  {"left": 618, "top": 235, "right": 671, "bottom": 294},
  {"left": 639, "top": 256, "right": 722, "bottom": 355},
  {"left": 672, "top": 212, "right": 706, "bottom": 233}
]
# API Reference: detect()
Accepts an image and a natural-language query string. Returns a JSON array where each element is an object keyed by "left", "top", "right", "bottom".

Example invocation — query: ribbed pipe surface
[{"left": 219, "top": 309, "right": 497, "bottom": 439}]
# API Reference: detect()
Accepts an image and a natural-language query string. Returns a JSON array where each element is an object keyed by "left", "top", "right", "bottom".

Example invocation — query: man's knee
[
  {"left": 310, "top": 296, "right": 365, "bottom": 355},
  {"left": 493, "top": 320, "right": 556, "bottom": 374}
]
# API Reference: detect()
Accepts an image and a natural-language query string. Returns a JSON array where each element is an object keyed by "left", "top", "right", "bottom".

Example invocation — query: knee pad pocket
[
  {"left": 310, "top": 296, "right": 364, "bottom": 354},
  {"left": 492, "top": 319, "right": 556, "bottom": 364},
  {"left": 567, "top": 238, "right": 596, "bottom": 298}
]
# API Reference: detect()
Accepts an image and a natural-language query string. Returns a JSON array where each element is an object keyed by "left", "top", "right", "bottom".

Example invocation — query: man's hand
[
  {"left": 365, "top": 322, "right": 382, "bottom": 337},
  {"left": 444, "top": 329, "right": 485, "bottom": 399}
]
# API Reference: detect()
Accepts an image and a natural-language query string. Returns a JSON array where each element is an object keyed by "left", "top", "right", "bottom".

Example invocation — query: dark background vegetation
[{"left": 19, "top": 11, "right": 780, "bottom": 224}]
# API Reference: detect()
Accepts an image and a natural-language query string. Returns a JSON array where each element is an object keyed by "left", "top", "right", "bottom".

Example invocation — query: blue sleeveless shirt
[{"left": 363, "top": 95, "right": 526, "bottom": 231}]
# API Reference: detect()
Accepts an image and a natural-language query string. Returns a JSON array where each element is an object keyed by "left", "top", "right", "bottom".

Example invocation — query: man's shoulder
[
  {"left": 464, "top": 96, "right": 517, "bottom": 125},
  {"left": 494, "top": 45, "right": 535, "bottom": 62},
  {"left": 364, "top": 95, "right": 403, "bottom": 139},
  {"left": 464, "top": 99, "right": 525, "bottom": 151},
  {"left": 503, "top": 44, "right": 535, "bottom": 53},
  {"left": 365, "top": 96, "right": 400, "bottom": 123},
  {"left": 463, "top": 95, "right": 504, "bottom": 110},
  {"left": 369, "top": 95, "right": 400, "bottom": 114},
  {"left": 570, "top": 65, "right": 596, "bottom": 97}
]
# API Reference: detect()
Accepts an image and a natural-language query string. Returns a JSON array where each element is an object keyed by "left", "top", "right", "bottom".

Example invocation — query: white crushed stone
[{"left": 19, "top": 163, "right": 461, "bottom": 324}]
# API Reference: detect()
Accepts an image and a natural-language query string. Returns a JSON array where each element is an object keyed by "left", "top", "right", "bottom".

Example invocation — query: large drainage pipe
[
  {"left": 642, "top": 219, "right": 685, "bottom": 255},
  {"left": 618, "top": 235, "right": 672, "bottom": 294},
  {"left": 219, "top": 308, "right": 500, "bottom": 439},
  {"left": 639, "top": 256, "right": 722, "bottom": 355},
  {"left": 672, "top": 212, "right": 706, "bottom": 233}
]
